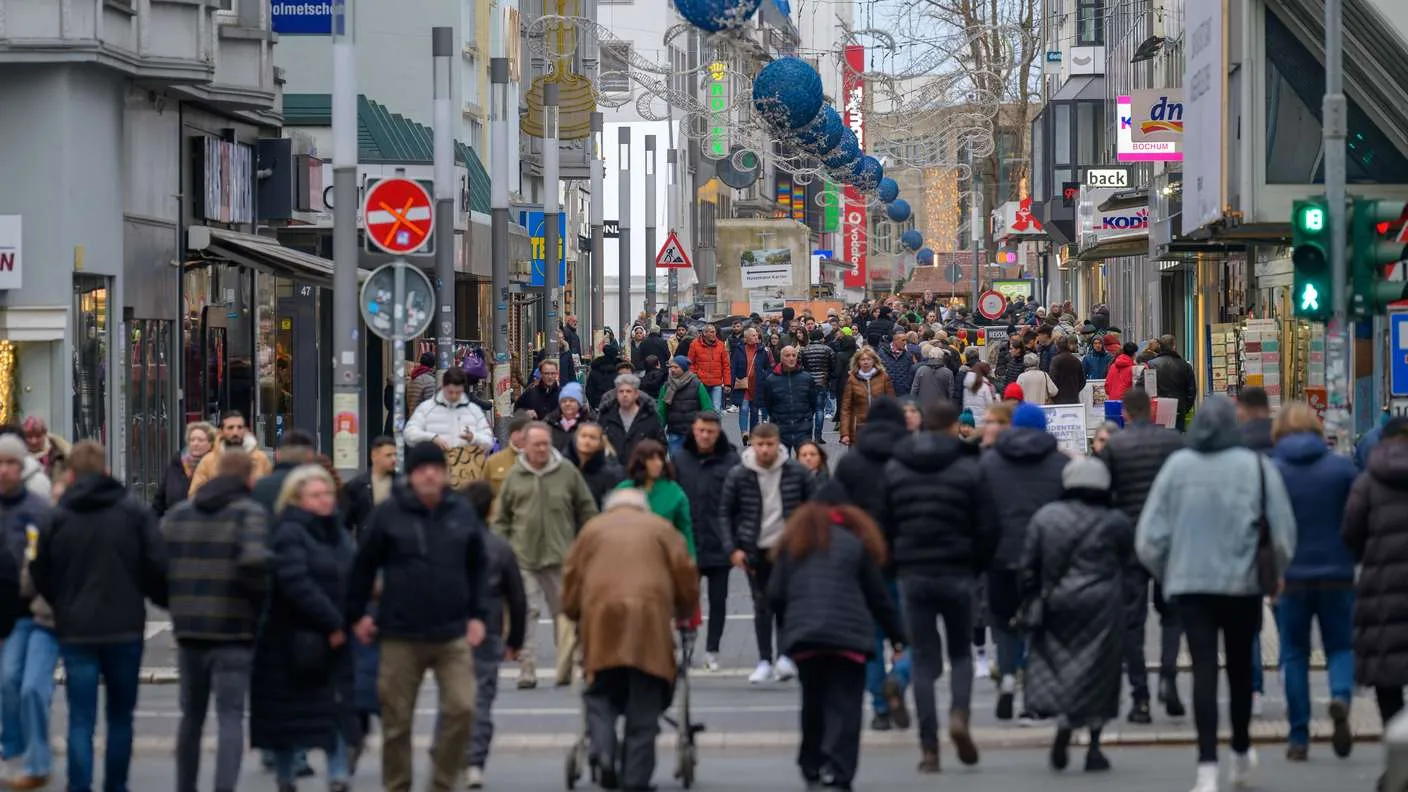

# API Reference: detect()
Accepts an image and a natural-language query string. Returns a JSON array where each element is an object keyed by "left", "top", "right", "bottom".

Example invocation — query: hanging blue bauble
[
  {"left": 797, "top": 106, "right": 844, "bottom": 156},
  {"left": 916, "top": 247, "right": 936, "bottom": 266},
  {"left": 886, "top": 199, "right": 912, "bottom": 223},
  {"left": 674, "top": 0, "right": 764, "bottom": 33},
  {"left": 876, "top": 178, "right": 900, "bottom": 204},
  {"left": 900, "top": 229, "right": 924, "bottom": 251},
  {"left": 850, "top": 155, "right": 884, "bottom": 192},
  {"left": 822, "top": 127, "right": 860, "bottom": 170},
  {"left": 752, "top": 58, "right": 824, "bottom": 131}
]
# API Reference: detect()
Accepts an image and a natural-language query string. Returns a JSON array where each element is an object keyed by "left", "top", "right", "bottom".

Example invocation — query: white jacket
[{"left": 404, "top": 390, "right": 495, "bottom": 449}]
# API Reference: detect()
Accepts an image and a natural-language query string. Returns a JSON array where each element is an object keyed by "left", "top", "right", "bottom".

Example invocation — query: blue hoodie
[{"left": 1271, "top": 432, "right": 1358, "bottom": 582}]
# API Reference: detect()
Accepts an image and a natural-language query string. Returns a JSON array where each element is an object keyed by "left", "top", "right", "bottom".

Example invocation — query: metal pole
[
  {"left": 618, "top": 127, "right": 632, "bottom": 337},
  {"left": 667, "top": 148, "right": 679, "bottom": 313},
  {"left": 589, "top": 112, "right": 605, "bottom": 337},
  {"left": 490, "top": 56, "right": 512, "bottom": 435},
  {"left": 543, "top": 82, "right": 561, "bottom": 363},
  {"left": 1325, "top": 0, "right": 1352, "bottom": 452},
  {"left": 432, "top": 26, "right": 456, "bottom": 372},
  {"left": 331, "top": 0, "right": 362, "bottom": 481},
  {"left": 969, "top": 147, "right": 983, "bottom": 312},
  {"left": 392, "top": 263, "right": 407, "bottom": 472},
  {"left": 644, "top": 135, "right": 657, "bottom": 322}
]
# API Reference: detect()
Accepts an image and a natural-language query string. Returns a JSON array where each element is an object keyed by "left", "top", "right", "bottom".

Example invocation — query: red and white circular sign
[
  {"left": 363, "top": 178, "right": 434, "bottom": 255},
  {"left": 977, "top": 290, "right": 1008, "bottom": 321}
]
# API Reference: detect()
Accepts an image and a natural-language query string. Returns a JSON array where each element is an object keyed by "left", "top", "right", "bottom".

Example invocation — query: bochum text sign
[{"left": 271, "top": 1, "right": 333, "bottom": 35}]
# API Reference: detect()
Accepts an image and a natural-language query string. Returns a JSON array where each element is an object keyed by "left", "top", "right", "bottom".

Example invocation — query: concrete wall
[{"left": 123, "top": 87, "right": 182, "bottom": 322}]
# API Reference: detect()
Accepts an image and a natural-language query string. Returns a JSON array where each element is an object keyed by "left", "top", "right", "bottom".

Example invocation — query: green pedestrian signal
[{"left": 1291, "top": 198, "right": 1332, "bottom": 321}]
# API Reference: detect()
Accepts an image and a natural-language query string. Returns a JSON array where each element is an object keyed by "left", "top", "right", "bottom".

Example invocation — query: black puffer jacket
[
  {"left": 1098, "top": 419, "right": 1185, "bottom": 523},
  {"left": 831, "top": 419, "right": 909, "bottom": 530},
  {"left": 800, "top": 342, "right": 836, "bottom": 391},
  {"left": 884, "top": 433, "right": 995, "bottom": 577},
  {"left": 599, "top": 395, "right": 667, "bottom": 464},
  {"left": 768, "top": 524, "right": 907, "bottom": 659},
  {"left": 585, "top": 350, "right": 623, "bottom": 408},
  {"left": 759, "top": 366, "right": 816, "bottom": 446},
  {"left": 1343, "top": 440, "right": 1408, "bottom": 687},
  {"left": 673, "top": 433, "right": 742, "bottom": 569},
  {"left": 1144, "top": 351, "right": 1197, "bottom": 416},
  {"left": 719, "top": 454, "right": 813, "bottom": 562},
  {"left": 564, "top": 446, "right": 625, "bottom": 511},
  {"left": 978, "top": 428, "right": 1069, "bottom": 569}
]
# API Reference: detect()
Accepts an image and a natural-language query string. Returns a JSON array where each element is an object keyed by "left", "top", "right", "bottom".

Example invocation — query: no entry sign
[
  {"left": 977, "top": 290, "right": 1008, "bottom": 321},
  {"left": 364, "top": 178, "right": 434, "bottom": 255}
]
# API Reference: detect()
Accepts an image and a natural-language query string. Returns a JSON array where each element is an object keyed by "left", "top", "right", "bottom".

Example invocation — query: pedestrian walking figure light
[{"left": 1291, "top": 198, "right": 1332, "bottom": 322}]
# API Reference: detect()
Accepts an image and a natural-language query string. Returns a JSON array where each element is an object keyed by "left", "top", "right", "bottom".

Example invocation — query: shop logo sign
[{"left": 1100, "top": 207, "right": 1149, "bottom": 231}]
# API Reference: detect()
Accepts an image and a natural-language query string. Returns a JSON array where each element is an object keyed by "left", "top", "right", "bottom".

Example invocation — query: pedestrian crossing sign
[{"left": 655, "top": 230, "right": 693, "bottom": 269}]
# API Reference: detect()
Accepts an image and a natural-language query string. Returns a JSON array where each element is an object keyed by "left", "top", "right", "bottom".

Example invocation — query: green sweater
[{"left": 614, "top": 478, "right": 696, "bottom": 559}]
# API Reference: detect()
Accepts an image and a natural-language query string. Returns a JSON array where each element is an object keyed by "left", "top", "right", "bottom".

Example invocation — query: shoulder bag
[
  {"left": 1014, "top": 518, "right": 1095, "bottom": 633},
  {"left": 1253, "top": 455, "right": 1279, "bottom": 596}
]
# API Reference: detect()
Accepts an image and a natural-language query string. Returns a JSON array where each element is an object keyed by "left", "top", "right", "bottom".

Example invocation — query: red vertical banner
[{"left": 841, "top": 45, "right": 867, "bottom": 290}]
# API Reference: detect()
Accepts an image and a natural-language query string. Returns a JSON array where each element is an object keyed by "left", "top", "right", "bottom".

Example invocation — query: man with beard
[
  {"left": 188, "top": 411, "right": 273, "bottom": 497},
  {"left": 515, "top": 359, "right": 563, "bottom": 420}
]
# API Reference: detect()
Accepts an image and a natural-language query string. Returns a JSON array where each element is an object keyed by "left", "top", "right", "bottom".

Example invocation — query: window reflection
[{"left": 73, "top": 275, "right": 111, "bottom": 444}]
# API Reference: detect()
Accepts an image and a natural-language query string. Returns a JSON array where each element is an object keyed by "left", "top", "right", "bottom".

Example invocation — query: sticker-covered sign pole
[
  {"left": 331, "top": 0, "right": 363, "bottom": 480},
  {"left": 543, "top": 82, "right": 561, "bottom": 362},
  {"left": 432, "top": 26, "right": 456, "bottom": 372},
  {"left": 490, "top": 55, "right": 512, "bottom": 436}
]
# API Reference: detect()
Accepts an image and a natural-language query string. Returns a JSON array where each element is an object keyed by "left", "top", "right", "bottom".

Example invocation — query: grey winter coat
[
  {"left": 1020, "top": 495, "right": 1131, "bottom": 726},
  {"left": 910, "top": 360, "right": 956, "bottom": 407}
]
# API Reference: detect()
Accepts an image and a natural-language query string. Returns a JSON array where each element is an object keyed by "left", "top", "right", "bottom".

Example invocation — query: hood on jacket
[
  {"left": 191, "top": 475, "right": 252, "bottom": 514},
  {"left": 58, "top": 473, "right": 128, "bottom": 513},
  {"left": 741, "top": 446, "right": 786, "bottom": 474},
  {"left": 1187, "top": 394, "right": 1241, "bottom": 453},
  {"left": 1368, "top": 440, "right": 1408, "bottom": 490},
  {"left": 855, "top": 419, "right": 909, "bottom": 464},
  {"left": 893, "top": 432, "right": 971, "bottom": 472},
  {"left": 1111, "top": 354, "right": 1133, "bottom": 370},
  {"left": 1272, "top": 432, "right": 1330, "bottom": 465},
  {"left": 992, "top": 426, "right": 1060, "bottom": 463},
  {"left": 409, "top": 363, "right": 434, "bottom": 380},
  {"left": 516, "top": 448, "right": 564, "bottom": 476}
]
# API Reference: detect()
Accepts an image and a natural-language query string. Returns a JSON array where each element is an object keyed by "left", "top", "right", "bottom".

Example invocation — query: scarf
[
  {"left": 857, "top": 367, "right": 878, "bottom": 381},
  {"left": 663, "top": 371, "right": 697, "bottom": 407},
  {"left": 181, "top": 450, "right": 201, "bottom": 477}
]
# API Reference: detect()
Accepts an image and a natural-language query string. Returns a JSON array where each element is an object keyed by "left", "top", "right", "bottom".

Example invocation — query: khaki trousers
[
  {"left": 519, "top": 565, "right": 579, "bottom": 684},
  {"left": 378, "top": 639, "right": 476, "bottom": 792}
]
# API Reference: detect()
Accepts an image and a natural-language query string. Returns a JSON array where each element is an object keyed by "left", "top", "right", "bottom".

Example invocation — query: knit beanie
[
  {"left": 1011, "top": 402, "right": 1048, "bottom": 431},
  {"left": 405, "top": 441, "right": 447, "bottom": 474},
  {"left": 1063, "top": 457, "right": 1111, "bottom": 491},
  {"left": 0, "top": 436, "right": 25, "bottom": 463},
  {"left": 559, "top": 381, "right": 585, "bottom": 405},
  {"left": 1003, "top": 383, "right": 1025, "bottom": 401},
  {"left": 672, "top": 355, "right": 691, "bottom": 371}
]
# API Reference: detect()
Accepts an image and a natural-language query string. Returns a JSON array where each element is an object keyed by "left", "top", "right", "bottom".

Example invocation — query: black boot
[
  {"left": 1159, "top": 677, "right": 1186, "bottom": 718},
  {"left": 1085, "top": 727, "right": 1111, "bottom": 772},
  {"left": 1127, "top": 698, "right": 1152, "bottom": 724},
  {"left": 1050, "top": 726, "right": 1072, "bottom": 771}
]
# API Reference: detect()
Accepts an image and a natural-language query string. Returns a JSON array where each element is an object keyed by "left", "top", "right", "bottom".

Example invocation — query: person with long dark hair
[
  {"left": 615, "top": 440, "right": 695, "bottom": 558},
  {"left": 768, "top": 502, "right": 907, "bottom": 791}
]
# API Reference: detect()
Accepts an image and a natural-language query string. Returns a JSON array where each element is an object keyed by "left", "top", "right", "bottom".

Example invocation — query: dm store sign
[
  {"left": 1117, "top": 90, "right": 1184, "bottom": 163},
  {"left": 271, "top": 1, "right": 333, "bottom": 35}
]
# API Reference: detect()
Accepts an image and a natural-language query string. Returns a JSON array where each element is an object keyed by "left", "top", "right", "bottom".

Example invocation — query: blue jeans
[
  {"left": 667, "top": 433, "right": 686, "bottom": 457},
  {"left": 0, "top": 619, "right": 60, "bottom": 777},
  {"left": 1275, "top": 586, "right": 1356, "bottom": 747},
  {"left": 866, "top": 580, "right": 912, "bottom": 715},
  {"left": 739, "top": 399, "right": 765, "bottom": 435},
  {"left": 274, "top": 734, "right": 348, "bottom": 785},
  {"left": 811, "top": 388, "right": 829, "bottom": 440},
  {"left": 704, "top": 385, "right": 723, "bottom": 412},
  {"left": 62, "top": 640, "right": 143, "bottom": 792}
]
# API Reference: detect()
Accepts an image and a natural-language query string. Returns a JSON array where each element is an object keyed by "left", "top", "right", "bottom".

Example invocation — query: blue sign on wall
[
  {"left": 1391, "top": 311, "right": 1408, "bottom": 397},
  {"left": 271, "top": 1, "right": 333, "bottom": 35},
  {"left": 518, "top": 211, "right": 569, "bottom": 288}
]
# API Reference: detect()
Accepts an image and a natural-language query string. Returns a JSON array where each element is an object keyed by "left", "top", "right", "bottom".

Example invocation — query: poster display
[
  {"left": 1080, "top": 379, "right": 1109, "bottom": 430},
  {"left": 1211, "top": 322, "right": 1240, "bottom": 395},
  {"left": 1041, "top": 404, "right": 1088, "bottom": 455},
  {"left": 1240, "top": 319, "right": 1282, "bottom": 407}
]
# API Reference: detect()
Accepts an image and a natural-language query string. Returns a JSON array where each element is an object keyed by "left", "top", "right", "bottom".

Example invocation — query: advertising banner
[
  {"left": 517, "top": 211, "right": 569, "bottom": 287},
  {"left": 1117, "top": 90, "right": 1185, "bottom": 162},
  {"left": 1184, "top": 0, "right": 1226, "bottom": 230},
  {"left": 741, "top": 248, "right": 795, "bottom": 288},
  {"left": 271, "top": 1, "right": 333, "bottom": 35},
  {"left": 842, "top": 45, "right": 867, "bottom": 290},
  {"left": 1041, "top": 404, "right": 1089, "bottom": 455}
]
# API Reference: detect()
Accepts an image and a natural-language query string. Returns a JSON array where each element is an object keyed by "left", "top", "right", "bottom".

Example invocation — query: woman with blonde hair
[
  {"left": 153, "top": 422, "right": 216, "bottom": 516},
  {"left": 838, "top": 347, "right": 896, "bottom": 447},
  {"left": 251, "top": 464, "right": 357, "bottom": 792}
]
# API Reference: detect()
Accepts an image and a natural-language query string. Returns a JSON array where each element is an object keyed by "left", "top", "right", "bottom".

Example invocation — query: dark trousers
[
  {"left": 1377, "top": 687, "right": 1405, "bottom": 726},
  {"left": 1123, "top": 568, "right": 1183, "bottom": 700},
  {"left": 902, "top": 575, "right": 975, "bottom": 751},
  {"left": 797, "top": 655, "right": 867, "bottom": 787},
  {"left": 583, "top": 667, "right": 669, "bottom": 791},
  {"left": 747, "top": 556, "right": 782, "bottom": 663},
  {"left": 1180, "top": 594, "right": 1260, "bottom": 763},
  {"left": 700, "top": 567, "right": 730, "bottom": 654}
]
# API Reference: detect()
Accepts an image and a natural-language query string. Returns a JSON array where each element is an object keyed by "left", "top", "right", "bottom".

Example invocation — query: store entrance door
[
  {"left": 273, "top": 287, "right": 319, "bottom": 446},
  {"left": 194, "top": 306, "right": 231, "bottom": 426}
]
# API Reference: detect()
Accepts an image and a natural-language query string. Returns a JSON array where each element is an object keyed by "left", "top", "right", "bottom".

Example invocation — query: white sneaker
[
  {"left": 974, "top": 649, "right": 991, "bottom": 681},
  {"left": 466, "top": 765, "right": 484, "bottom": 788},
  {"left": 774, "top": 655, "right": 798, "bottom": 681},
  {"left": 1251, "top": 693, "right": 1264, "bottom": 718},
  {"left": 704, "top": 652, "right": 720, "bottom": 672},
  {"left": 1229, "top": 749, "right": 1257, "bottom": 788},
  {"left": 1190, "top": 762, "right": 1219, "bottom": 792},
  {"left": 748, "top": 660, "right": 774, "bottom": 684},
  {"left": 0, "top": 758, "right": 19, "bottom": 781}
]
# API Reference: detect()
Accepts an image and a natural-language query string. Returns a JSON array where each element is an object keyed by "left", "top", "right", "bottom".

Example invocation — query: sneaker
[
  {"left": 973, "top": 649, "right": 991, "bottom": 681},
  {"left": 748, "top": 660, "right": 774, "bottom": 684},
  {"left": 949, "top": 710, "right": 979, "bottom": 766},
  {"left": 1329, "top": 699, "right": 1353, "bottom": 758},
  {"left": 1251, "top": 693, "right": 1264, "bottom": 718},
  {"left": 1018, "top": 709, "right": 1043, "bottom": 726},
  {"left": 517, "top": 675, "right": 538, "bottom": 690},
  {"left": 1128, "top": 699, "right": 1152, "bottom": 725},
  {"left": 1286, "top": 743, "right": 1308, "bottom": 761},
  {"left": 916, "top": 748, "right": 939, "bottom": 773},
  {"left": 704, "top": 652, "right": 720, "bottom": 672},
  {"left": 882, "top": 675, "right": 910, "bottom": 729},
  {"left": 1229, "top": 748, "right": 1257, "bottom": 788},
  {"left": 0, "top": 760, "right": 20, "bottom": 782},
  {"left": 466, "top": 765, "right": 485, "bottom": 789},
  {"left": 995, "top": 692, "right": 1014, "bottom": 721},
  {"left": 1189, "top": 763, "right": 1219, "bottom": 792},
  {"left": 1160, "top": 677, "right": 1186, "bottom": 718},
  {"left": 5, "top": 777, "right": 49, "bottom": 790},
  {"left": 774, "top": 656, "right": 798, "bottom": 682},
  {"left": 870, "top": 713, "right": 892, "bottom": 731}
]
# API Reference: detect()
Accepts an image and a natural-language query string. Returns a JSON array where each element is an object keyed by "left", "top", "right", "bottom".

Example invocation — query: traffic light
[
  {"left": 1350, "top": 198, "right": 1408, "bottom": 316},
  {"left": 1291, "top": 198, "right": 1332, "bottom": 321}
]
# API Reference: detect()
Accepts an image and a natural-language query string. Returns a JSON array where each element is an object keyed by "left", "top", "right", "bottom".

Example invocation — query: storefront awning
[
  {"left": 1076, "top": 234, "right": 1149, "bottom": 262},
  {"left": 187, "top": 226, "right": 368, "bottom": 286}
]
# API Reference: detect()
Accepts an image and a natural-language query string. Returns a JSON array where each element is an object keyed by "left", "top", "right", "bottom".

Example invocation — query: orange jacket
[{"left": 687, "top": 338, "right": 731, "bottom": 388}]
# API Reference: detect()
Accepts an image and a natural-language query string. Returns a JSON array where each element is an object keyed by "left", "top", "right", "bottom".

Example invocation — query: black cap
[
  {"left": 419, "top": 352, "right": 436, "bottom": 366},
  {"left": 405, "top": 441, "right": 447, "bottom": 474}
]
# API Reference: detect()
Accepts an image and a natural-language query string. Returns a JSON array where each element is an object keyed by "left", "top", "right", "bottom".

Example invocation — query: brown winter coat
[
  {"left": 838, "top": 364, "right": 895, "bottom": 441},
  {"left": 562, "top": 506, "right": 698, "bottom": 684}
]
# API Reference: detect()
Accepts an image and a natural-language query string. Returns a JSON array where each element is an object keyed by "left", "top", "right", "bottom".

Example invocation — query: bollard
[{"left": 1385, "top": 710, "right": 1408, "bottom": 792}]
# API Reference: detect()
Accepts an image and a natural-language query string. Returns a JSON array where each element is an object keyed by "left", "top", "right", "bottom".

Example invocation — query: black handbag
[
  {"left": 288, "top": 630, "right": 332, "bottom": 680},
  {"left": 1253, "top": 457, "right": 1279, "bottom": 597}
]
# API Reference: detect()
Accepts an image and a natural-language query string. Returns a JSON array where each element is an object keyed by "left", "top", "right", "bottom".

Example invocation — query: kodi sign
[{"left": 842, "top": 44, "right": 867, "bottom": 290}]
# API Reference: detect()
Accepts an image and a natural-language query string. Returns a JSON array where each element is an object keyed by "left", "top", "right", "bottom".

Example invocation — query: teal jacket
[{"left": 615, "top": 478, "right": 696, "bottom": 559}]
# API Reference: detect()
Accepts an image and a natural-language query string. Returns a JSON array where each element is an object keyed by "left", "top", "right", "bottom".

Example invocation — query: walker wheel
[
  {"left": 678, "top": 744, "right": 696, "bottom": 788},
  {"left": 565, "top": 750, "right": 579, "bottom": 789}
]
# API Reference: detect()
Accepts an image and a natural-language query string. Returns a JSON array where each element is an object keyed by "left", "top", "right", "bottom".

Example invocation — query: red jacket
[
  {"left": 688, "top": 338, "right": 731, "bottom": 387},
  {"left": 1105, "top": 354, "right": 1134, "bottom": 401}
]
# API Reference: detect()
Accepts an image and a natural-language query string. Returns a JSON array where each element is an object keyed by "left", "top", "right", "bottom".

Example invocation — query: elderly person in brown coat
[{"left": 563, "top": 487, "right": 698, "bottom": 792}]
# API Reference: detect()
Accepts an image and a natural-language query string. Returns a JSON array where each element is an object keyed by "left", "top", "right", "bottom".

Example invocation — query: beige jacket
[{"left": 188, "top": 434, "right": 273, "bottom": 497}]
